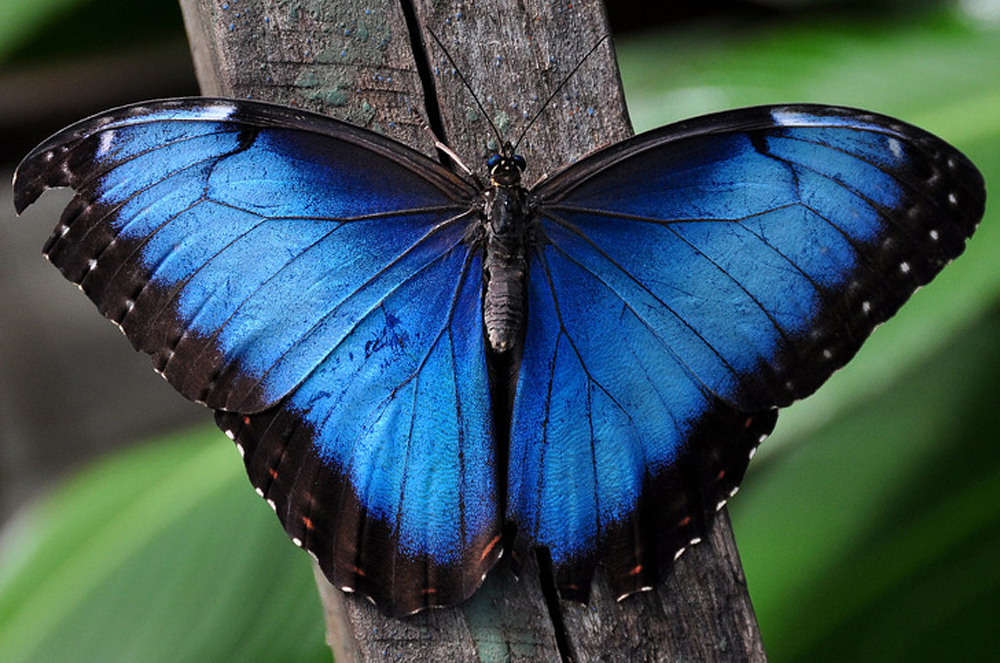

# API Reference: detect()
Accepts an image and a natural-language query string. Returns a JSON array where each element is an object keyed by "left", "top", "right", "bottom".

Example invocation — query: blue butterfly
[{"left": 13, "top": 98, "right": 984, "bottom": 616}]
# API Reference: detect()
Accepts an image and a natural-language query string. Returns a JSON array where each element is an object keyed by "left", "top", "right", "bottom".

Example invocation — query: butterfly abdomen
[{"left": 483, "top": 184, "right": 530, "bottom": 353}]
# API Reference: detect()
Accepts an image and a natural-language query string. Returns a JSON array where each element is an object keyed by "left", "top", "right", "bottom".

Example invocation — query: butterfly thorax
[{"left": 482, "top": 150, "right": 530, "bottom": 353}]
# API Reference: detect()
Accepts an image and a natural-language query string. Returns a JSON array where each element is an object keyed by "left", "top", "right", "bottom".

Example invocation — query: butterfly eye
[
  {"left": 513, "top": 155, "right": 526, "bottom": 171},
  {"left": 487, "top": 154, "right": 502, "bottom": 170}
]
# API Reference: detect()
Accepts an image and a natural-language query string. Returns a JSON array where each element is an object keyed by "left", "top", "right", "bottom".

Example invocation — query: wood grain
[{"left": 176, "top": 0, "right": 766, "bottom": 660}]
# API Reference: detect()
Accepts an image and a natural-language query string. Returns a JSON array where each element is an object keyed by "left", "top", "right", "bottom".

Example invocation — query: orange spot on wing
[
  {"left": 628, "top": 564, "right": 644, "bottom": 576},
  {"left": 480, "top": 533, "right": 502, "bottom": 561},
  {"left": 301, "top": 516, "right": 315, "bottom": 530}
]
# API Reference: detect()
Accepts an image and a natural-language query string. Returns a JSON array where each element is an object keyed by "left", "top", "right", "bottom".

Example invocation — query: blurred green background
[{"left": 0, "top": 1, "right": 997, "bottom": 661}]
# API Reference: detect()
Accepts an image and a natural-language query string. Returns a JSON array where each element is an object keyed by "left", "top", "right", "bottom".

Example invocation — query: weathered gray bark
[{"left": 177, "top": 1, "right": 766, "bottom": 660}]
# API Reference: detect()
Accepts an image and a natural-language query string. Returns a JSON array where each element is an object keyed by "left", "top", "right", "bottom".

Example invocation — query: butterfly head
[{"left": 487, "top": 143, "right": 526, "bottom": 187}]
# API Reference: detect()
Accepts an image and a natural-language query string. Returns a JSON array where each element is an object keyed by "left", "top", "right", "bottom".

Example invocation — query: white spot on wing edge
[
  {"left": 201, "top": 103, "right": 237, "bottom": 121},
  {"left": 616, "top": 586, "right": 653, "bottom": 602},
  {"left": 144, "top": 102, "right": 236, "bottom": 124},
  {"left": 887, "top": 137, "right": 904, "bottom": 159},
  {"left": 770, "top": 107, "right": 857, "bottom": 129},
  {"left": 96, "top": 130, "right": 115, "bottom": 157},
  {"left": 770, "top": 108, "right": 813, "bottom": 126}
]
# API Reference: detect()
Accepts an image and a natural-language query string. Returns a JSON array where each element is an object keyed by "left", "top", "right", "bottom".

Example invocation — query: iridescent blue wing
[
  {"left": 13, "top": 99, "right": 500, "bottom": 616},
  {"left": 512, "top": 105, "right": 985, "bottom": 600}
]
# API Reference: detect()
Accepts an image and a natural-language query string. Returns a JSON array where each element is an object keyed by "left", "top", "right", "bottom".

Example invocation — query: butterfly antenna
[
  {"left": 424, "top": 123, "right": 474, "bottom": 176},
  {"left": 426, "top": 29, "right": 507, "bottom": 150},
  {"left": 401, "top": 92, "right": 476, "bottom": 176},
  {"left": 512, "top": 35, "right": 609, "bottom": 153}
]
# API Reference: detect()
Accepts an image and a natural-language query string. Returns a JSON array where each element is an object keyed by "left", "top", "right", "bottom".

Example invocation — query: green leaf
[
  {"left": 0, "top": 0, "right": 83, "bottom": 62},
  {"left": 0, "top": 430, "right": 329, "bottom": 663},
  {"left": 732, "top": 306, "right": 1000, "bottom": 661},
  {"left": 0, "top": 0, "right": 185, "bottom": 65}
]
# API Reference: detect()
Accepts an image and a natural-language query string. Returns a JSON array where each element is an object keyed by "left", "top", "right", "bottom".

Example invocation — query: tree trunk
[{"left": 176, "top": 0, "right": 766, "bottom": 660}]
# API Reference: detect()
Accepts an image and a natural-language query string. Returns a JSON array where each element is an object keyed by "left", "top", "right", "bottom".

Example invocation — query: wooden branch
[
  {"left": 178, "top": 0, "right": 436, "bottom": 154},
  {"left": 177, "top": 0, "right": 766, "bottom": 660}
]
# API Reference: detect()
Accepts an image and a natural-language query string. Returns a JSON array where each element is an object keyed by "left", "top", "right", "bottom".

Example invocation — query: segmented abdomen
[{"left": 483, "top": 249, "right": 526, "bottom": 353}]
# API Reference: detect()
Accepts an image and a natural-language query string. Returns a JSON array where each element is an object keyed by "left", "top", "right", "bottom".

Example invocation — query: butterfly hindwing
[
  {"left": 509, "top": 105, "right": 984, "bottom": 597},
  {"left": 213, "top": 242, "right": 500, "bottom": 615},
  {"left": 13, "top": 99, "right": 501, "bottom": 615}
]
